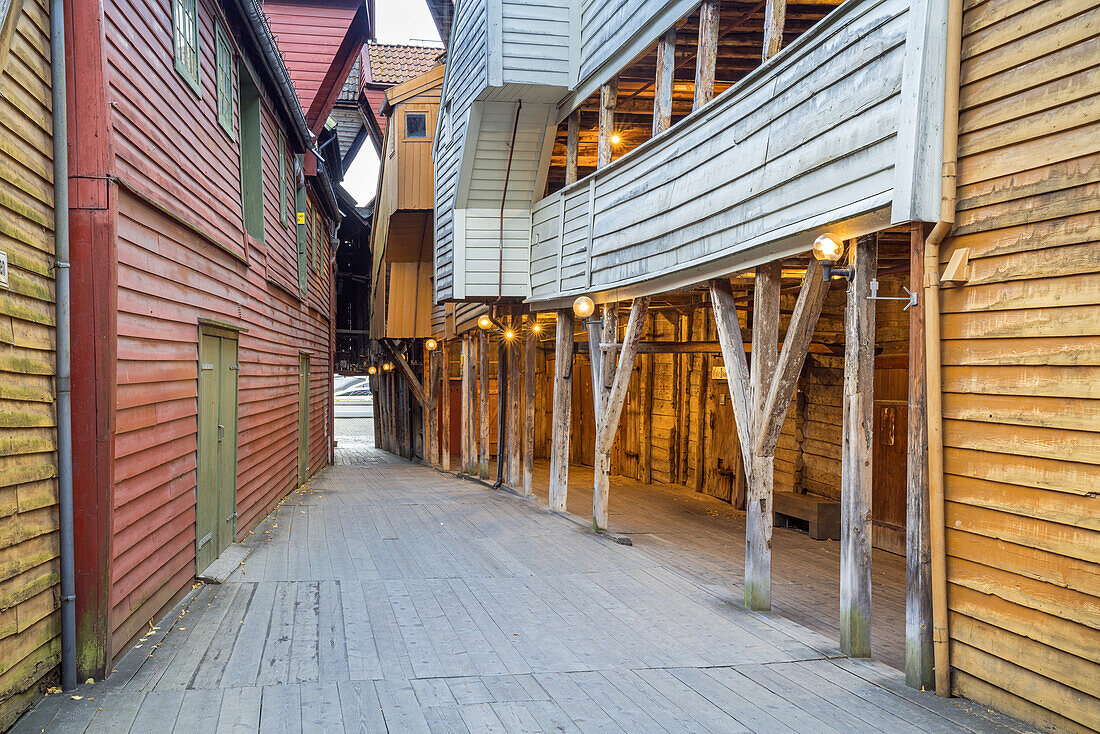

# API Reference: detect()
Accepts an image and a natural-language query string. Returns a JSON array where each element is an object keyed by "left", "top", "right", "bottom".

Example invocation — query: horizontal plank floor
[
  {"left": 525, "top": 460, "right": 908, "bottom": 670},
  {"left": 15, "top": 420, "right": 1034, "bottom": 733}
]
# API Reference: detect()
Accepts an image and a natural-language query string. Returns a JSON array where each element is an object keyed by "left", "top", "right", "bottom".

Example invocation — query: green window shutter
[
  {"left": 172, "top": 0, "right": 200, "bottom": 97},
  {"left": 296, "top": 170, "right": 307, "bottom": 295},
  {"left": 278, "top": 132, "right": 288, "bottom": 227},
  {"left": 215, "top": 22, "right": 234, "bottom": 138},
  {"left": 239, "top": 65, "right": 264, "bottom": 242}
]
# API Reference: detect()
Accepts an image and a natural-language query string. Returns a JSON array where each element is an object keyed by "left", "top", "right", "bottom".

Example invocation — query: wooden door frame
[
  {"left": 196, "top": 322, "right": 242, "bottom": 571},
  {"left": 298, "top": 352, "right": 312, "bottom": 485}
]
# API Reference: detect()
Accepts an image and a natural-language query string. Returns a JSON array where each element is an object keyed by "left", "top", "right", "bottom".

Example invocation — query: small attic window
[{"left": 406, "top": 112, "right": 428, "bottom": 139}]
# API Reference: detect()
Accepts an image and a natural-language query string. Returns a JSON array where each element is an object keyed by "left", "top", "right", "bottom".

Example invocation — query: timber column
[
  {"left": 549, "top": 309, "right": 573, "bottom": 511},
  {"left": 746, "top": 262, "right": 780, "bottom": 610},
  {"left": 841, "top": 234, "right": 878, "bottom": 657},
  {"left": 906, "top": 224, "right": 933, "bottom": 686}
]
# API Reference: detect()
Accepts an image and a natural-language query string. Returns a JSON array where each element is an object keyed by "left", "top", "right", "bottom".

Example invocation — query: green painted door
[
  {"left": 197, "top": 331, "right": 239, "bottom": 573},
  {"left": 298, "top": 355, "right": 310, "bottom": 485}
]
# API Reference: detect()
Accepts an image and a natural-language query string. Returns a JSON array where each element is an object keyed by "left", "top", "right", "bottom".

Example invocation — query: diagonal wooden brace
[
  {"left": 755, "top": 257, "right": 832, "bottom": 456},
  {"left": 386, "top": 343, "right": 428, "bottom": 407}
]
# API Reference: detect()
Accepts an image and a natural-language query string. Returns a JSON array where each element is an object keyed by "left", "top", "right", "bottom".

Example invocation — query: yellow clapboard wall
[
  {"left": 940, "top": 0, "right": 1100, "bottom": 730},
  {"left": 0, "top": 0, "right": 59, "bottom": 727}
]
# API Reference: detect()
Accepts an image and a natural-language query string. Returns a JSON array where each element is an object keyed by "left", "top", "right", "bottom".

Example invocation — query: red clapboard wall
[{"left": 70, "top": 0, "right": 337, "bottom": 673}]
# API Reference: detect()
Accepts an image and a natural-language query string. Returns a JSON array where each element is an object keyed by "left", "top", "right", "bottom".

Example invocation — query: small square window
[{"left": 405, "top": 112, "right": 427, "bottom": 139}]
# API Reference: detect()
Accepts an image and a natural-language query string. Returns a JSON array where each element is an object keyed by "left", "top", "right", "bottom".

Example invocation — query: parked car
[{"left": 334, "top": 377, "right": 373, "bottom": 418}]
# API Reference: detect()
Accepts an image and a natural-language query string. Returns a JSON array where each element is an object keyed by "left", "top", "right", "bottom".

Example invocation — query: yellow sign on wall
[{"left": 296, "top": 212, "right": 306, "bottom": 225}]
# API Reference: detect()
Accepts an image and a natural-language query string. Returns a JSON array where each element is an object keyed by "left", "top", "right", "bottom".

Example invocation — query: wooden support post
[
  {"left": 461, "top": 335, "right": 472, "bottom": 473},
  {"left": 598, "top": 80, "right": 617, "bottom": 169},
  {"left": 678, "top": 313, "right": 690, "bottom": 484},
  {"left": 566, "top": 111, "right": 579, "bottom": 185},
  {"left": 523, "top": 317, "right": 536, "bottom": 497},
  {"left": 586, "top": 316, "right": 603, "bottom": 428},
  {"left": 762, "top": 0, "right": 787, "bottom": 61},
  {"left": 593, "top": 297, "right": 650, "bottom": 531},
  {"left": 441, "top": 341, "right": 451, "bottom": 472},
  {"left": 748, "top": 261, "right": 780, "bottom": 611},
  {"left": 600, "top": 304, "right": 618, "bottom": 415},
  {"left": 550, "top": 309, "right": 573, "bottom": 511},
  {"left": 653, "top": 29, "right": 676, "bottom": 135},
  {"left": 508, "top": 324, "right": 522, "bottom": 489},
  {"left": 369, "top": 374, "right": 382, "bottom": 449},
  {"left": 841, "top": 233, "right": 878, "bottom": 658},
  {"left": 694, "top": 0, "right": 719, "bottom": 109},
  {"left": 692, "top": 320, "right": 708, "bottom": 492},
  {"left": 428, "top": 345, "right": 439, "bottom": 465},
  {"left": 640, "top": 349, "right": 653, "bottom": 484},
  {"left": 906, "top": 224, "right": 933, "bottom": 688},
  {"left": 479, "top": 329, "right": 490, "bottom": 478},
  {"left": 756, "top": 258, "right": 831, "bottom": 456}
]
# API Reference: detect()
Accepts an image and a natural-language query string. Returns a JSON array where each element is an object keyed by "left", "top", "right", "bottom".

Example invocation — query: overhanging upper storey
[
  {"left": 530, "top": 0, "right": 947, "bottom": 304},
  {"left": 435, "top": 0, "right": 948, "bottom": 305},
  {"left": 433, "top": 0, "right": 572, "bottom": 302}
]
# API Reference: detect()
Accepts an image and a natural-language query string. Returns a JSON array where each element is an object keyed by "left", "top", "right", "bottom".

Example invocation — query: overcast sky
[{"left": 342, "top": 0, "right": 442, "bottom": 207}]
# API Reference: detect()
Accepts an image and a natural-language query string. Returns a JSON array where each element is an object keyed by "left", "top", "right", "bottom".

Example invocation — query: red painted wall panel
[
  {"left": 86, "top": 0, "right": 336, "bottom": 659},
  {"left": 264, "top": 0, "right": 361, "bottom": 117}
]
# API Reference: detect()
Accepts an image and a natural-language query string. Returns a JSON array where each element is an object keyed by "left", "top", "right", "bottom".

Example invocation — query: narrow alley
[{"left": 13, "top": 432, "right": 1035, "bottom": 733}]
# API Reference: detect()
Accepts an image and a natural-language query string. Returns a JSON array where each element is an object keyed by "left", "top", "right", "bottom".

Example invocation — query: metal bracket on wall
[{"left": 867, "top": 278, "right": 918, "bottom": 311}]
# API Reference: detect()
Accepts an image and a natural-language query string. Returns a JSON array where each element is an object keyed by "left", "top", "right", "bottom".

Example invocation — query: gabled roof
[
  {"left": 365, "top": 43, "right": 442, "bottom": 86},
  {"left": 380, "top": 64, "right": 445, "bottom": 115},
  {"left": 265, "top": 0, "right": 373, "bottom": 134}
]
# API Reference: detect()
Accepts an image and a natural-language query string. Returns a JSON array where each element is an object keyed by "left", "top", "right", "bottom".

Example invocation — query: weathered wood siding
[
  {"left": 531, "top": 0, "right": 935, "bottom": 302},
  {"left": 103, "top": 0, "right": 247, "bottom": 262},
  {"left": 433, "top": 0, "right": 487, "bottom": 301},
  {"left": 0, "top": 0, "right": 59, "bottom": 725},
  {"left": 938, "top": 0, "right": 1100, "bottom": 729},
  {"left": 100, "top": 0, "right": 334, "bottom": 660},
  {"left": 501, "top": 0, "right": 570, "bottom": 87},
  {"left": 577, "top": 0, "right": 694, "bottom": 94},
  {"left": 263, "top": 0, "right": 364, "bottom": 127}
]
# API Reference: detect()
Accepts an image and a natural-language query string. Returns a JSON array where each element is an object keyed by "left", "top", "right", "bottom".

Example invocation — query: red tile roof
[{"left": 365, "top": 43, "right": 442, "bottom": 85}]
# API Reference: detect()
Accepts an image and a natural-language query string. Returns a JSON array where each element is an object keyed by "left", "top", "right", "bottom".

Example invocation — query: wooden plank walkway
[
  {"left": 14, "top": 429, "right": 1035, "bottom": 733},
  {"left": 525, "top": 460, "right": 909, "bottom": 670}
]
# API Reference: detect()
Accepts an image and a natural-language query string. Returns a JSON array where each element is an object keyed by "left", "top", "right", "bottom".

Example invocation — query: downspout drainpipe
[
  {"left": 925, "top": 0, "right": 963, "bottom": 698},
  {"left": 50, "top": 0, "right": 76, "bottom": 692},
  {"left": 497, "top": 102, "right": 521, "bottom": 303}
]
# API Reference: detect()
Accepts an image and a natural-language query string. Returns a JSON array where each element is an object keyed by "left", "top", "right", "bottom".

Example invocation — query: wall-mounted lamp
[
  {"left": 812, "top": 233, "right": 851, "bottom": 282},
  {"left": 611, "top": 133, "right": 622, "bottom": 145},
  {"left": 477, "top": 314, "right": 493, "bottom": 330},
  {"left": 573, "top": 295, "right": 595, "bottom": 319},
  {"left": 531, "top": 322, "right": 541, "bottom": 333},
  {"left": 382, "top": 362, "right": 394, "bottom": 372},
  {"left": 504, "top": 329, "right": 516, "bottom": 340},
  {"left": 367, "top": 365, "right": 378, "bottom": 375},
  {"left": 425, "top": 338, "right": 438, "bottom": 351}
]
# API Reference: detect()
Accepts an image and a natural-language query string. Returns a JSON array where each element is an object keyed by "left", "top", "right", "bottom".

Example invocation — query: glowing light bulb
[
  {"left": 425, "top": 338, "right": 438, "bottom": 351},
  {"left": 505, "top": 330, "right": 515, "bottom": 340},
  {"left": 478, "top": 314, "right": 493, "bottom": 330},
  {"left": 368, "top": 366, "right": 377, "bottom": 375},
  {"left": 611, "top": 133, "right": 621, "bottom": 145},
  {"left": 382, "top": 362, "right": 394, "bottom": 371},
  {"left": 573, "top": 296, "right": 595, "bottom": 319},
  {"left": 812, "top": 233, "right": 844, "bottom": 263}
]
